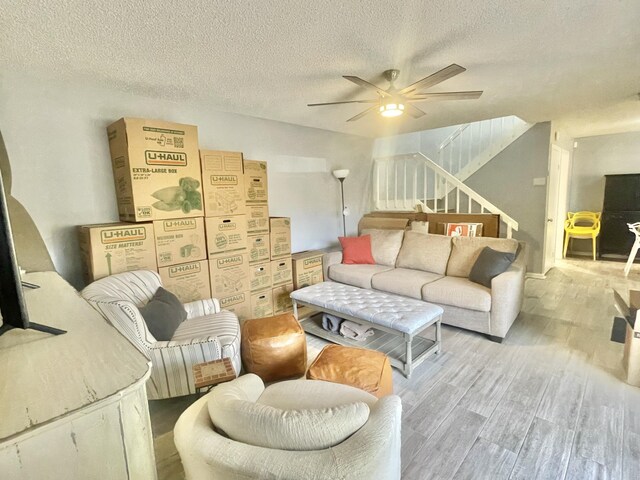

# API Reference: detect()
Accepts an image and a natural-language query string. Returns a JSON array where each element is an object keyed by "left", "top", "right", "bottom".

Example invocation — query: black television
[{"left": 0, "top": 168, "right": 65, "bottom": 336}]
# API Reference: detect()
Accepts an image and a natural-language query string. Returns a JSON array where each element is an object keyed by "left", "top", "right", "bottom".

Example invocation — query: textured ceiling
[{"left": 1, "top": 0, "right": 639, "bottom": 138}]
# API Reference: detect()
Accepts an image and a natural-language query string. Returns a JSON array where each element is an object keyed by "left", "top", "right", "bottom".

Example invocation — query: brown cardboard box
[
  {"left": 244, "top": 160, "right": 268, "bottom": 204},
  {"left": 107, "top": 118, "right": 203, "bottom": 222},
  {"left": 291, "top": 250, "right": 324, "bottom": 289},
  {"left": 248, "top": 234, "right": 270, "bottom": 264},
  {"left": 158, "top": 260, "right": 210, "bottom": 304},
  {"left": 209, "top": 252, "right": 250, "bottom": 298},
  {"left": 219, "top": 291, "right": 251, "bottom": 321},
  {"left": 205, "top": 215, "right": 248, "bottom": 257},
  {"left": 271, "top": 257, "right": 293, "bottom": 287},
  {"left": 269, "top": 217, "right": 291, "bottom": 260},
  {"left": 247, "top": 204, "right": 270, "bottom": 234},
  {"left": 250, "top": 290, "right": 274, "bottom": 318},
  {"left": 272, "top": 283, "right": 294, "bottom": 314},
  {"left": 250, "top": 262, "right": 272, "bottom": 292},
  {"left": 200, "top": 150, "right": 246, "bottom": 217},
  {"left": 78, "top": 222, "right": 157, "bottom": 283},
  {"left": 153, "top": 217, "right": 206, "bottom": 267}
]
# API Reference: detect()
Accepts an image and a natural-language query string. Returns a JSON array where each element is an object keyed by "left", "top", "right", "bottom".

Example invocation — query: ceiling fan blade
[
  {"left": 346, "top": 105, "right": 378, "bottom": 122},
  {"left": 307, "top": 99, "right": 379, "bottom": 107},
  {"left": 407, "top": 91, "right": 483, "bottom": 101},
  {"left": 405, "top": 104, "right": 426, "bottom": 119},
  {"left": 398, "top": 64, "right": 466, "bottom": 96},
  {"left": 343, "top": 76, "right": 392, "bottom": 97}
]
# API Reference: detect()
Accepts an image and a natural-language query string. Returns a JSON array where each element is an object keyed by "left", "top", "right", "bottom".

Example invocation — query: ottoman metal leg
[
  {"left": 404, "top": 333, "right": 413, "bottom": 378},
  {"left": 436, "top": 316, "right": 442, "bottom": 354}
]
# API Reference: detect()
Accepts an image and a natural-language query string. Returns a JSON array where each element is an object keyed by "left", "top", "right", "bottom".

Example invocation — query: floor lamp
[{"left": 332, "top": 169, "right": 349, "bottom": 236}]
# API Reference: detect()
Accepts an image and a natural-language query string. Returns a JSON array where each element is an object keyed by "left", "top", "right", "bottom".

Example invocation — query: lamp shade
[{"left": 332, "top": 169, "right": 350, "bottom": 179}]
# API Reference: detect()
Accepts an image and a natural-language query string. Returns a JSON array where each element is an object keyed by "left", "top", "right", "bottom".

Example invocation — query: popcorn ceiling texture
[{"left": 1, "top": 0, "right": 638, "bottom": 138}]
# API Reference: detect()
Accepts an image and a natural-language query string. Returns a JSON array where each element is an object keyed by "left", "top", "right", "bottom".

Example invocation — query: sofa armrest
[
  {"left": 490, "top": 243, "right": 527, "bottom": 338},
  {"left": 183, "top": 298, "right": 221, "bottom": 319},
  {"left": 151, "top": 336, "right": 220, "bottom": 350},
  {"left": 323, "top": 250, "right": 343, "bottom": 281}
]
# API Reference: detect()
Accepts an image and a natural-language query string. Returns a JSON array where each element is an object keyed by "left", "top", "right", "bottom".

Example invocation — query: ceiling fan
[{"left": 308, "top": 64, "right": 482, "bottom": 122}]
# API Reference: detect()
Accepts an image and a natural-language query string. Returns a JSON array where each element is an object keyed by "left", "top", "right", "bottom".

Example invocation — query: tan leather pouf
[
  {"left": 241, "top": 313, "right": 307, "bottom": 383},
  {"left": 307, "top": 344, "right": 393, "bottom": 398}
]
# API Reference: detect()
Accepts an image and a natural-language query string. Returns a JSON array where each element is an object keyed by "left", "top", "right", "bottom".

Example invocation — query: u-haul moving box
[
  {"left": 244, "top": 160, "right": 268, "bottom": 204},
  {"left": 248, "top": 234, "right": 270, "bottom": 264},
  {"left": 78, "top": 222, "right": 157, "bottom": 283},
  {"left": 209, "top": 252, "right": 250, "bottom": 298},
  {"left": 247, "top": 205, "right": 270, "bottom": 234},
  {"left": 153, "top": 217, "right": 206, "bottom": 267},
  {"left": 269, "top": 217, "right": 291, "bottom": 260},
  {"left": 250, "top": 290, "right": 274, "bottom": 318},
  {"left": 272, "top": 283, "right": 294, "bottom": 314},
  {"left": 250, "top": 262, "right": 272, "bottom": 292},
  {"left": 158, "top": 260, "right": 210, "bottom": 303},
  {"left": 271, "top": 257, "right": 293, "bottom": 287},
  {"left": 200, "top": 150, "right": 246, "bottom": 217},
  {"left": 219, "top": 291, "right": 251, "bottom": 321},
  {"left": 291, "top": 251, "right": 324, "bottom": 289},
  {"left": 205, "top": 215, "right": 248, "bottom": 257},
  {"left": 107, "top": 118, "right": 203, "bottom": 222}
]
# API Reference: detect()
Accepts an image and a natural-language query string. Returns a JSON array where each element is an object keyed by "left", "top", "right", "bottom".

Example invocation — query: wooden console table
[{"left": 0, "top": 271, "right": 156, "bottom": 479}]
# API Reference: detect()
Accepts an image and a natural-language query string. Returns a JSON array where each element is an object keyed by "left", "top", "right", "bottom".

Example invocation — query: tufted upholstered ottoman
[
  {"left": 241, "top": 313, "right": 307, "bottom": 382},
  {"left": 307, "top": 344, "right": 393, "bottom": 398}
]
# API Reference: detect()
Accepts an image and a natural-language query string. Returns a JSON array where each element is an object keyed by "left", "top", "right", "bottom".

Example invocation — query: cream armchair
[
  {"left": 174, "top": 374, "right": 402, "bottom": 480},
  {"left": 81, "top": 270, "right": 240, "bottom": 399}
]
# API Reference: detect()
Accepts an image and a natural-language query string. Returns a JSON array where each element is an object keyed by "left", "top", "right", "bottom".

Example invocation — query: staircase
[
  {"left": 437, "top": 116, "right": 532, "bottom": 181},
  {"left": 373, "top": 152, "right": 519, "bottom": 238},
  {"left": 371, "top": 116, "right": 532, "bottom": 238}
]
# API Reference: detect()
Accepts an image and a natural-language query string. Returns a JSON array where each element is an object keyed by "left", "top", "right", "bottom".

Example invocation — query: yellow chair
[{"left": 563, "top": 211, "right": 601, "bottom": 260}]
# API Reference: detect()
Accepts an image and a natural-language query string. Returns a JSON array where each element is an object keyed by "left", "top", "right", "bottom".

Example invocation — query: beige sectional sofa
[{"left": 323, "top": 229, "right": 527, "bottom": 342}]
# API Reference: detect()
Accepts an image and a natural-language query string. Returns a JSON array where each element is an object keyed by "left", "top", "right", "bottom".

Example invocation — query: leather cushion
[{"left": 241, "top": 313, "right": 307, "bottom": 382}]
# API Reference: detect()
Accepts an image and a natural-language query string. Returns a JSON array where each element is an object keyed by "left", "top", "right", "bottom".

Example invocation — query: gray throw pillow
[
  {"left": 139, "top": 287, "right": 187, "bottom": 341},
  {"left": 469, "top": 247, "right": 516, "bottom": 288}
]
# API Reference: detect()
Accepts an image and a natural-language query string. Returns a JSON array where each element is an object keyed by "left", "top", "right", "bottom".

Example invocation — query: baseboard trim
[{"left": 526, "top": 273, "right": 546, "bottom": 280}]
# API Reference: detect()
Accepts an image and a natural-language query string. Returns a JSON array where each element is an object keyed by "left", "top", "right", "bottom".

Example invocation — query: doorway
[{"left": 543, "top": 145, "right": 572, "bottom": 274}]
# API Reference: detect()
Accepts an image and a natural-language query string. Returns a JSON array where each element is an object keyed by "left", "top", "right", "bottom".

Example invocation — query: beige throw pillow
[
  {"left": 410, "top": 221, "right": 429, "bottom": 234},
  {"left": 208, "top": 378, "right": 370, "bottom": 451},
  {"left": 360, "top": 228, "right": 405, "bottom": 266},
  {"left": 395, "top": 232, "right": 452, "bottom": 274},
  {"left": 447, "top": 236, "right": 519, "bottom": 278}
]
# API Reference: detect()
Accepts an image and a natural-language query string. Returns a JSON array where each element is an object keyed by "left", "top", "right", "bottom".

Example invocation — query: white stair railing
[
  {"left": 373, "top": 152, "right": 519, "bottom": 238},
  {"left": 437, "top": 116, "right": 533, "bottom": 181}
]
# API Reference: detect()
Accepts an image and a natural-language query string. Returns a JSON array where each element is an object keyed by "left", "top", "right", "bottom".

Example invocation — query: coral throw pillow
[{"left": 339, "top": 235, "right": 376, "bottom": 264}]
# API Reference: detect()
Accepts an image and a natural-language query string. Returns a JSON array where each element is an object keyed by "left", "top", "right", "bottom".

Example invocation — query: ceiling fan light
[{"left": 380, "top": 102, "right": 405, "bottom": 118}]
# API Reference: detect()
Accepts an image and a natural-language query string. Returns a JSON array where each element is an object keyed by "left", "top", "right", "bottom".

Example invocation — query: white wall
[
  {"left": 569, "top": 131, "right": 640, "bottom": 212},
  {"left": 0, "top": 71, "right": 373, "bottom": 288}
]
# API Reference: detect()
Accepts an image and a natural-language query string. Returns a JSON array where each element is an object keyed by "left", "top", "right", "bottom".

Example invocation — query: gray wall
[
  {"left": 465, "top": 122, "right": 552, "bottom": 273},
  {"left": 569, "top": 131, "right": 640, "bottom": 212},
  {"left": 0, "top": 72, "right": 373, "bottom": 288}
]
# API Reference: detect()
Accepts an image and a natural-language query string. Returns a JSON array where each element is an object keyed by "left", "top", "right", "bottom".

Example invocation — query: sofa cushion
[
  {"left": 395, "top": 232, "right": 452, "bottom": 275},
  {"left": 422, "top": 276, "right": 492, "bottom": 312},
  {"left": 469, "top": 246, "right": 516, "bottom": 288},
  {"left": 339, "top": 235, "right": 375, "bottom": 264},
  {"left": 257, "top": 378, "right": 378, "bottom": 409},
  {"left": 371, "top": 268, "right": 442, "bottom": 299},
  {"left": 447, "top": 236, "right": 519, "bottom": 278},
  {"left": 361, "top": 228, "right": 405, "bottom": 266},
  {"left": 208, "top": 378, "right": 370, "bottom": 451},
  {"left": 328, "top": 264, "right": 394, "bottom": 289}
]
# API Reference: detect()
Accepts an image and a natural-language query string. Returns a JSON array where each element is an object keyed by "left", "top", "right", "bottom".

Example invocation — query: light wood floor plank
[
  {"left": 509, "top": 417, "right": 574, "bottom": 480},
  {"left": 403, "top": 406, "right": 486, "bottom": 480},
  {"left": 452, "top": 437, "right": 517, "bottom": 480}
]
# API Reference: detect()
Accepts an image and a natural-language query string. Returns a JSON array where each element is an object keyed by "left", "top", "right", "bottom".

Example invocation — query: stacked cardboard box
[
  {"left": 202, "top": 151, "right": 251, "bottom": 319},
  {"left": 291, "top": 250, "right": 324, "bottom": 289},
  {"left": 243, "top": 160, "right": 273, "bottom": 318},
  {"left": 269, "top": 217, "right": 293, "bottom": 314},
  {"left": 80, "top": 118, "right": 213, "bottom": 303},
  {"left": 77, "top": 222, "right": 158, "bottom": 283}
]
